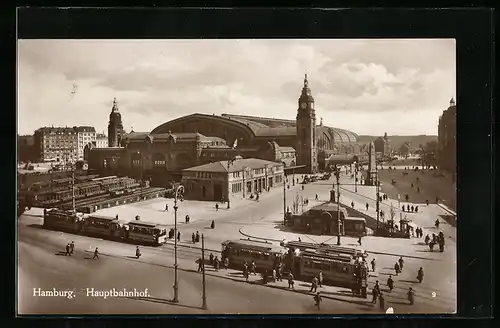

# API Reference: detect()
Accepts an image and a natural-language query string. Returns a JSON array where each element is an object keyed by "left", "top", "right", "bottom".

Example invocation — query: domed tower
[
  {"left": 296, "top": 74, "right": 318, "bottom": 173},
  {"left": 107, "top": 97, "right": 124, "bottom": 147}
]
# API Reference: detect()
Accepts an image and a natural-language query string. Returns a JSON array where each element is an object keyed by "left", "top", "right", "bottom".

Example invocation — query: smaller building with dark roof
[{"left": 181, "top": 158, "right": 284, "bottom": 202}]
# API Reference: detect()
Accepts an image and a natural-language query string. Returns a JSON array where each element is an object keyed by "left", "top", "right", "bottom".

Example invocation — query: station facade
[{"left": 87, "top": 75, "right": 363, "bottom": 187}]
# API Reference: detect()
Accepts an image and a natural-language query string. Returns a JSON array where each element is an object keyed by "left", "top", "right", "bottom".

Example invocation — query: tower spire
[
  {"left": 112, "top": 97, "right": 119, "bottom": 112},
  {"left": 450, "top": 97, "right": 455, "bottom": 107},
  {"left": 304, "top": 73, "right": 308, "bottom": 88}
]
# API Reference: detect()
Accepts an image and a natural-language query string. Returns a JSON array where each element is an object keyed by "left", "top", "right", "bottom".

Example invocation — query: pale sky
[{"left": 17, "top": 39, "right": 455, "bottom": 136}]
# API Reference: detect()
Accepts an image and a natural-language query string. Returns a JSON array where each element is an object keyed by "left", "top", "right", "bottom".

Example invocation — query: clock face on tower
[{"left": 300, "top": 102, "right": 307, "bottom": 109}]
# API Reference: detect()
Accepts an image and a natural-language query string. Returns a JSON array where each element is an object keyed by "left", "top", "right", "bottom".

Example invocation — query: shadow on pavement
[
  {"left": 125, "top": 296, "right": 204, "bottom": 310},
  {"left": 399, "top": 280, "right": 416, "bottom": 284}
]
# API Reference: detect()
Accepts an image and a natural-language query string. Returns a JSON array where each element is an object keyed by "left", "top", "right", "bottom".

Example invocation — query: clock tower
[
  {"left": 296, "top": 74, "right": 318, "bottom": 173},
  {"left": 108, "top": 97, "right": 124, "bottom": 147}
]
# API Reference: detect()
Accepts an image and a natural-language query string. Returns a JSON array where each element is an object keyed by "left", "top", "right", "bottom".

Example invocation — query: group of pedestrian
[
  {"left": 191, "top": 231, "right": 200, "bottom": 243},
  {"left": 309, "top": 271, "right": 323, "bottom": 293},
  {"left": 208, "top": 253, "right": 223, "bottom": 271},
  {"left": 168, "top": 228, "right": 181, "bottom": 241},
  {"left": 402, "top": 204, "right": 419, "bottom": 213},
  {"left": 371, "top": 281, "right": 385, "bottom": 310},
  {"left": 415, "top": 227, "right": 424, "bottom": 238},
  {"left": 65, "top": 241, "right": 75, "bottom": 256},
  {"left": 427, "top": 231, "right": 446, "bottom": 252}
]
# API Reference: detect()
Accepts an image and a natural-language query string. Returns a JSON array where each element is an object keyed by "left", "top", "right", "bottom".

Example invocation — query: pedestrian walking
[
  {"left": 407, "top": 204, "right": 410, "bottom": 212},
  {"left": 215, "top": 203, "right": 219, "bottom": 211},
  {"left": 358, "top": 236, "right": 362, "bottom": 246},
  {"left": 197, "top": 258, "right": 203, "bottom": 272},
  {"left": 177, "top": 231, "right": 180, "bottom": 242},
  {"left": 366, "top": 202, "right": 369, "bottom": 211},
  {"left": 313, "top": 292, "right": 322, "bottom": 310},
  {"left": 371, "top": 286, "right": 379, "bottom": 304},
  {"left": 394, "top": 262, "right": 400, "bottom": 275},
  {"left": 407, "top": 287, "right": 415, "bottom": 305},
  {"left": 379, "top": 293, "right": 385, "bottom": 311},
  {"left": 315, "top": 194, "right": 318, "bottom": 201},
  {"left": 70, "top": 241, "right": 75, "bottom": 255},
  {"left": 209, "top": 253, "right": 214, "bottom": 266},
  {"left": 415, "top": 205, "right": 419, "bottom": 212},
  {"left": 250, "top": 260, "right": 257, "bottom": 275},
  {"left": 272, "top": 268, "right": 276, "bottom": 282},
  {"left": 371, "top": 258, "right": 376, "bottom": 272},
  {"left": 417, "top": 267, "right": 424, "bottom": 283},
  {"left": 318, "top": 271, "right": 323, "bottom": 287},
  {"left": 426, "top": 199, "right": 429, "bottom": 206},
  {"left": 93, "top": 247, "right": 99, "bottom": 260},
  {"left": 277, "top": 264, "right": 283, "bottom": 281},
  {"left": 65, "top": 243, "right": 71, "bottom": 256},
  {"left": 398, "top": 256, "right": 404, "bottom": 271},
  {"left": 214, "top": 257, "right": 219, "bottom": 271},
  {"left": 288, "top": 272, "right": 295, "bottom": 289},
  {"left": 374, "top": 281, "right": 381, "bottom": 295},
  {"left": 425, "top": 234, "right": 430, "bottom": 245},
  {"left": 211, "top": 220, "right": 215, "bottom": 229},
  {"left": 387, "top": 275, "right": 394, "bottom": 292},
  {"left": 191, "top": 233, "right": 195, "bottom": 243},
  {"left": 351, "top": 201, "right": 355, "bottom": 208},
  {"left": 165, "top": 204, "right": 168, "bottom": 211},
  {"left": 223, "top": 256, "right": 229, "bottom": 270},
  {"left": 310, "top": 276, "right": 318, "bottom": 293},
  {"left": 411, "top": 205, "right": 414, "bottom": 212},
  {"left": 195, "top": 231, "right": 200, "bottom": 242},
  {"left": 185, "top": 215, "right": 190, "bottom": 224}
]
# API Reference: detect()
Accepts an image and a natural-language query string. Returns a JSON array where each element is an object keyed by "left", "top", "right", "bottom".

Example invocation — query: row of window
[
  {"left": 196, "top": 172, "right": 213, "bottom": 179},
  {"left": 275, "top": 175, "right": 283, "bottom": 184},
  {"left": 232, "top": 172, "right": 241, "bottom": 178},
  {"left": 231, "top": 182, "right": 242, "bottom": 193},
  {"left": 154, "top": 160, "right": 166, "bottom": 165},
  {"left": 302, "top": 260, "right": 351, "bottom": 274}
]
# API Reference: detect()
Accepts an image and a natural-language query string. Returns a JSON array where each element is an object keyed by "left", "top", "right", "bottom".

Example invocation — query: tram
[
  {"left": 81, "top": 214, "right": 127, "bottom": 240},
  {"left": 43, "top": 208, "right": 84, "bottom": 232},
  {"left": 221, "top": 239, "right": 287, "bottom": 271},
  {"left": 126, "top": 221, "right": 168, "bottom": 246},
  {"left": 222, "top": 239, "right": 368, "bottom": 298}
]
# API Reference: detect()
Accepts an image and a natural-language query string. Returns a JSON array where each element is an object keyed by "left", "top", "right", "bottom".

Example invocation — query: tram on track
[
  {"left": 42, "top": 208, "right": 168, "bottom": 246},
  {"left": 221, "top": 239, "right": 368, "bottom": 298}
]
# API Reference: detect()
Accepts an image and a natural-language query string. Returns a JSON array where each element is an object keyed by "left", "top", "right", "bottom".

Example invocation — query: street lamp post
[
  {"left": 201, "top": 234, "right": 207, "bottom": 309},
  {"left": 172, "top": 185, "right": 184, "bottom": 303},
  {"left": 336, "top": 168, "right": 341, "bottom": 246},
  {"left": 376, "top": 171, "right": 380, "bottom": 236},
  {"left": 354, "top": 161, "right": 358, "bottom": 193}
]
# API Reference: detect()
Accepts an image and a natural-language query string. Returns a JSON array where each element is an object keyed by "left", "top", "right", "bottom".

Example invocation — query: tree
[
  {"left": 422, "top": 141, "right": 438, "bottom": 168},
  {"left": 399, "top": 143, "right": 411, "bottom": 157}
]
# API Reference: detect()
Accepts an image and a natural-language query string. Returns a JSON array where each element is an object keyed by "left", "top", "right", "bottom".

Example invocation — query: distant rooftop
[{"left": 183, "top": 158, "right": 282, "bottom": 173}]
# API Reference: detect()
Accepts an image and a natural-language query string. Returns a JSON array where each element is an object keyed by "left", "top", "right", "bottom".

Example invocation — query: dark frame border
[{"left": 7, "top": 6, "right": 494, "bottom": 324}]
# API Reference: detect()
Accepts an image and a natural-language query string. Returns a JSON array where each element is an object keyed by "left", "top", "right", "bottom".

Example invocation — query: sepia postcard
[{"left": 17, "top": 39, "right": 457, "bottom": 315}]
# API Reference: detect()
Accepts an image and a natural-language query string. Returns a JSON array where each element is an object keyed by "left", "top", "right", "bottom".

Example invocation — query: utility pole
[
  {"left": 283, "top": 177, "right": 287, "bottom": 225},
  {"left": 172, "top": 185, "right": 183, "bottom": 303},
  {"left": 336, "top": 168, "right": 341, "bottom": 246},
  {"left": 71, "top": 165, "right": 76, "bottom": 213},
  {"left": 376, "top": 171, "right": 380, "bottom": 236},
  {"left": 201, "top": 234, "right": 207, "bottom": 310}
]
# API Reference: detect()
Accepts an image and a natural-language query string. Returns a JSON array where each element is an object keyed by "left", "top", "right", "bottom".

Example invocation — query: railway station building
[{"left": 87, "top": 75, "right": 364, "bottom": 187}]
